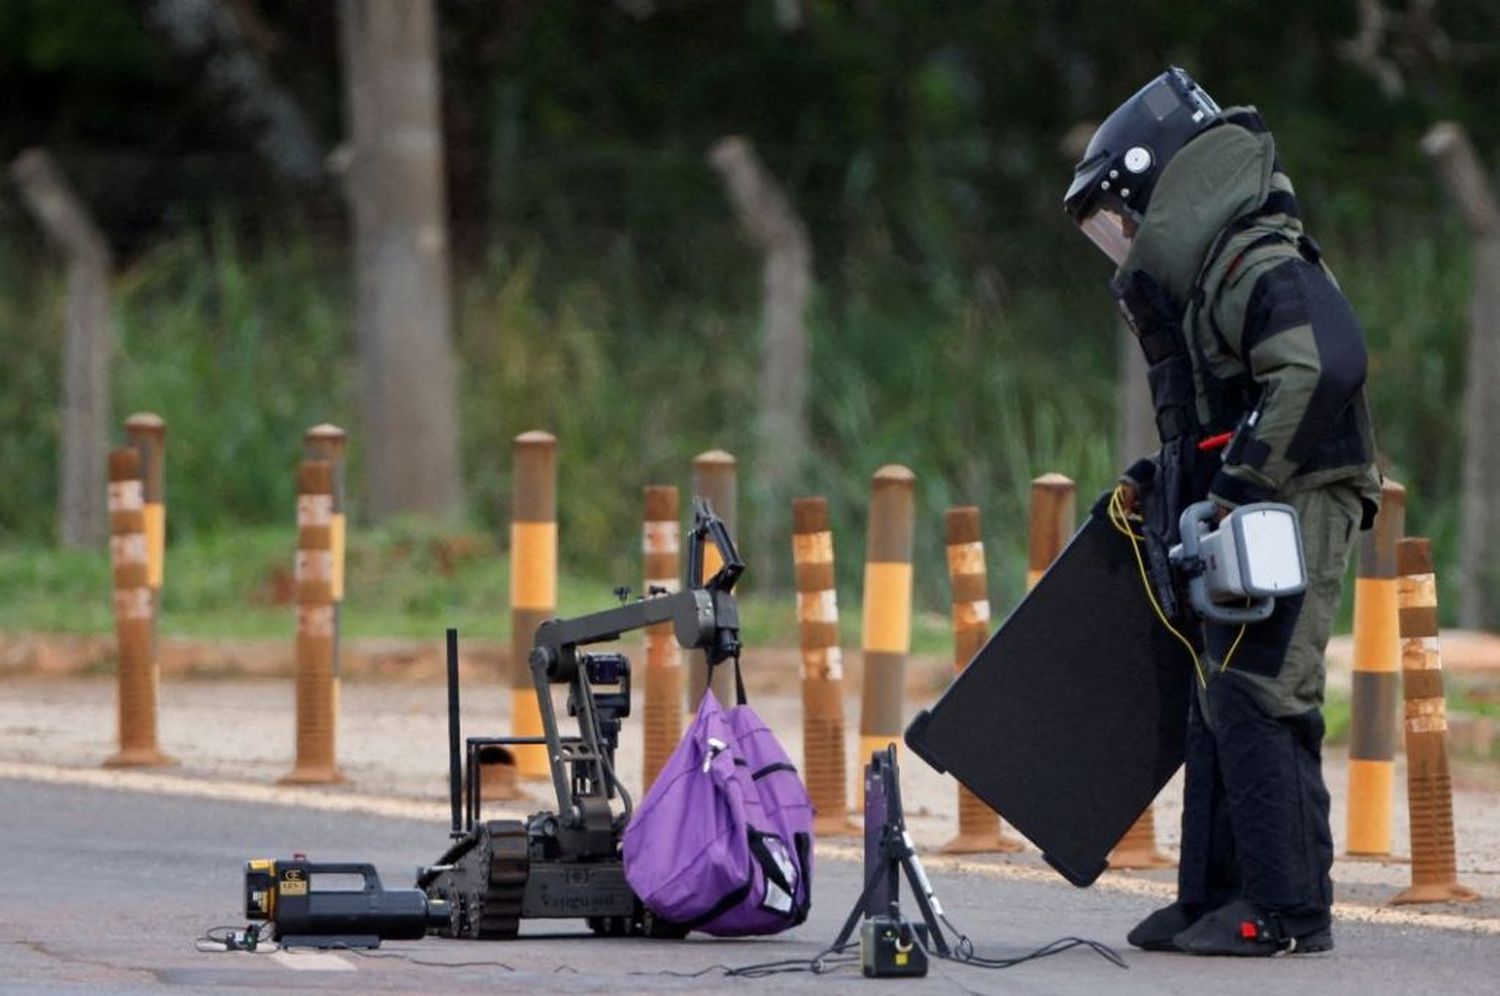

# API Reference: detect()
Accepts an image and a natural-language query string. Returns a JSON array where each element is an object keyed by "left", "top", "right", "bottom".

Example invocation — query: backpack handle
[{"left": 705, "top": 653, "right": 748, "bottom": 706}]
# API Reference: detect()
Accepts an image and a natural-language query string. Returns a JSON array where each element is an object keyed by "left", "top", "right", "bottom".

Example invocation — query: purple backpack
[{"left": 623, "top": 669, "right": 814, "bottom": 936}]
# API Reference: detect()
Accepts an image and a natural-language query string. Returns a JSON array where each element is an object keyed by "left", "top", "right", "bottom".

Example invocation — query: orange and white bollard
[
  {"left": 641, "top": 484, "right": 684, "bottom": 791},
  {"left": 1346, "top": 478, "right": 1405, "bottom": 858},
  {"left": 281, "top": 458, "right": 344, "bottom": 784},
  {"left": 1391, "top": 538, "right": 1479, "bottom": 905},
  {"left": 940, "top": 506, "right": 1024, "bottom": 854},
  {"left": 123, "top": 413, "right": 166, "bottom": 607},
  {"left": 792, "top": 496, "right": 855, "bottom": 835},
  {"left": 688, "top": 449, "right": 739, "bottom": 711},
  {"left": 509, "top": 430, "right": 558, "bottom": 783},
  {"left": 104, "top": 447, "right": 172, "bottom": 768},
  {"left": 859, "top": 465, "right": 915, "bottom": 795}
]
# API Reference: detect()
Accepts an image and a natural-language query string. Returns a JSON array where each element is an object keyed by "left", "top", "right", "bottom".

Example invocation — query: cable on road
[
  {"left": 193, "top": 925, "right": 279, "bottom": 953},
  {"left": 715, "top": 917, "right": 1126, "bottom": 980},
  {"left": 328, "top": 943, "right": 517, "bottom": 971}
]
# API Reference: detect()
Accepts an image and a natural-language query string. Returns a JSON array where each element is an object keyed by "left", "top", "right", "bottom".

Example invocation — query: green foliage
[
  {"left": 0, "top": 206, "right": 1480, "bottom": 626},
  {"left": 2, "top": 1, "right": 1497, "bottom": 632},
  {"left": 0, "top": 231, "right": 63, "bottom": 541},
  {"left": 111, "top": 221, "right": 354, "bottom": 539}
]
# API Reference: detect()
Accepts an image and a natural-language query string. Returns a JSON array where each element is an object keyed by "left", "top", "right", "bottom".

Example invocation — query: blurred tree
[
  {"left": 339, "top": 0, "right": 462, "bottom": 521},
  {"left": 1340, "top": 0, "right": 1500, "bottom": 625},
  {"left": 709, "top": 135, "right": 811, "bottom": 588},
  {"left": 10, "top": 149, "right": 111, "bottom": 547}
]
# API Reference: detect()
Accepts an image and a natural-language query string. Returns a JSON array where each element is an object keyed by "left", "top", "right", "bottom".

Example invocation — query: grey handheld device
[{"left": 1171, "top": 501, "right": 1307, "bottom": 625}]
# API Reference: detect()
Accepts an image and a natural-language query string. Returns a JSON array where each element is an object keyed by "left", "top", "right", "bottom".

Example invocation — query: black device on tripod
[{"left": 831, "top": 745, "right": 949, "bottom": 978}]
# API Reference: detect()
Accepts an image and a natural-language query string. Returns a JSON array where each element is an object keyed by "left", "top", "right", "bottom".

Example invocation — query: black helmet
[{"left": 1063, "top": 68, "right": 1222, "bottom": 263}]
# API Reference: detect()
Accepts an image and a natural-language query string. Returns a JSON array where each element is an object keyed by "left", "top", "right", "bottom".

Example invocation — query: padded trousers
[{"left": 1176, "top": 482, "right": 1364, "bottom": 914}]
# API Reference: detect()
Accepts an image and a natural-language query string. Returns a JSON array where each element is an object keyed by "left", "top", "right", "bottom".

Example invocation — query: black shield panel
[{"left": 905, "top": 512, "right": 1193, "bottom": 887}]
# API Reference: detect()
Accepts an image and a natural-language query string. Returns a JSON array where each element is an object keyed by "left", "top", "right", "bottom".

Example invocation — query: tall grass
[{"left": 0, "top": 209, "right": 1476, "bottom": 627}]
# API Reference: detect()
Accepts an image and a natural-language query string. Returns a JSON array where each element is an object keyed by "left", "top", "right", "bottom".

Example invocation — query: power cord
[
  {"left": 193, "top": 925, "right": 516, "bottom": 970},
  {"left": 1106, "top": 485, "right": 1247, "bottom": 681},
  {"left": 719, "top": 916, "right": 1125, "bottom": 979},
  {"left": 938, "top": 913, "right": 1127, "bottom": 970},
  {"left": 327, "top": 942, "right": 516, "bottom": 970}
]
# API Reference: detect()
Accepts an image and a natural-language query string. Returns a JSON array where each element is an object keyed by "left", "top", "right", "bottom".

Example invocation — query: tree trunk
[
  {"left": 708, "top": 137, "right": 812, "bottom": 588},
  {"left": 339, "top": 0, "right": 463, "bottom": 521},
  {"left": 1422, "top": 122, "right": 1500, "bottom": 629},
  {"left": 1115, "top": 326, "right": 1156, "bottom": 468},
  {"left": 10, "top": 149, "right": 112, "bottom": 548}
]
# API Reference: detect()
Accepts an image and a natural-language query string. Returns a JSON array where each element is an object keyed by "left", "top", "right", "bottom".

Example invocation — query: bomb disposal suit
[{"left": 1064, "top": 69, "right": 1381, "bottom": 956}]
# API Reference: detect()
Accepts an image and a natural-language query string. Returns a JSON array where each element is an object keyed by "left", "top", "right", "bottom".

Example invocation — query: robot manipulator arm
[{"left": 529, "top": 496, "right": 744, "bottom": 683}]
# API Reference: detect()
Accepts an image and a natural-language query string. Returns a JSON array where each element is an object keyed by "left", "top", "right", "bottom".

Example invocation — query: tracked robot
[{"left": 418, "top": 498, "right": 743, "bottom": 939}]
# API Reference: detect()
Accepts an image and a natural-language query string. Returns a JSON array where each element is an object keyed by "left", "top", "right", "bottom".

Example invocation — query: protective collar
[{"left": 1117, "top": 108, "right": 1277, "bottom": 306}]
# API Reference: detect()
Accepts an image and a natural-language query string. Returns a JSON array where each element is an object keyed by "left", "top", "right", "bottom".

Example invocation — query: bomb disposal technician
[{"left": 1063, "top": 68, "right": 1382, "bottom": 955}]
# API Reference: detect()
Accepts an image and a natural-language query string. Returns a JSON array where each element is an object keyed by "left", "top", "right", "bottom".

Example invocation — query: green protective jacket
[{"left": 1119, "top": 107, "right": 1381, "bottom": 516}]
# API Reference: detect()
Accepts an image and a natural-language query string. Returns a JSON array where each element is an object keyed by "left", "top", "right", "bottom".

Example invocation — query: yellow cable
[
  {"left": 1220, "top": 623, "right": 1248, "bottom": 672},
  {"left": 1107, "top": 486, "right": 1206, "bottom": 688}
]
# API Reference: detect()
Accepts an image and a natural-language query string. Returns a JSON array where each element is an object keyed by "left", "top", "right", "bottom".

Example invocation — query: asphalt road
[{"left": 1, "top": 777, "right": 1496, "bottom": 995}]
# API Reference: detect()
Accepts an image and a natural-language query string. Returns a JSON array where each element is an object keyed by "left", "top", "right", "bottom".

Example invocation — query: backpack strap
[{"left": 707, "top": 653, "right": 749, "bottom": 705}]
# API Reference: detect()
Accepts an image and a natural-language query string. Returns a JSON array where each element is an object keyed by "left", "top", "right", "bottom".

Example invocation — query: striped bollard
[
  {"left": 509, "top": 430, "right": 557, "bottom": 783},
  {"left": 688, "top": 450, "right": 739, "bottom": 710},
  {"left": 859, "top": 465, "right": 915, "bottom": 799},
  {"left": 304, "top": 425, "right": 347, "bottom": 768},
  {"left": 104, "top": 448, "right": 172, "bottom": 767},
  {"left": 793, "top": 497, "right": 855, "bottom": 836},
  {"left": 642, "top": 485, "right": 684, "bottom": 791},
  {"left": 303, "top": 425, "right": 348, "bottom": 606},
  {"left": 281, "top": 459, "right": 344, "bottom": 784},
  {"left": 1346, "top": 479, "right": 1405, "bottom": 857},
  {"left": 1025, "top": 473, "right": 1075, "bottom": 591},
  {"left": 941, "top": 506, "right": 1024, "bottom": 854},
  {"left": 123, "top": 413, "right": 166, "bottom": 612},
  {"left": 1391, "top": 539, "right": 1479, "bottom": 905}
]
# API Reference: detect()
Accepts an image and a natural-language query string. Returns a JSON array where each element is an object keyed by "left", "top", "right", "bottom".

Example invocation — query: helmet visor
[{"left": 1078, "top": 206, "right": 1135, "bottom": 266}]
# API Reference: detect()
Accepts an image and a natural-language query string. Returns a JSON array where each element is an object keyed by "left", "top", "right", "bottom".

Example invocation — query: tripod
[{"left": 831, "top": 745, "right": 949, "bottom": 975}]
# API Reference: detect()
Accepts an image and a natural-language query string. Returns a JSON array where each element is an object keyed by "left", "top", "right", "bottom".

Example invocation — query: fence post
[
  {"left": 11, "top": 148, "right": 111, "bottom": 548},
  {"left": 642, "top": 484, "right": 683, "bottom": 791},
  {"left": 1346, "top": 478, "right": 1405, "bottom": 858},
  {"left": 281, "top": 458, "right": 344, "bottom": 784},
  {"left": 793, "top": 496, "right": 855, "bottom": 835},
  {"left": 510, "top": 430, "right": 557, "bottom": 781},
  {"left": 941, "top": 506, "right": 1025, "bottom": 854},
  {"left": 859, "top": 465, "right": 915, "bottom": 793},
  {"left": 689, "top": 449, "right": 739, "bottom": 710},
  {"left": 104, "top": 448, "right": 172, "bottom": 767},
  {"left": 1391, "top": 538, "right": 1479, "bottom": 904}
]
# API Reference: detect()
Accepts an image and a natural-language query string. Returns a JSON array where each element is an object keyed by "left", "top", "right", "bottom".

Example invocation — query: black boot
[
  {"left": 1126, "top": 902, "right": 1202, "bottom": 952},
  {"left": 1173, "top": 899, "right": 1333, "bottom": 956}
]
